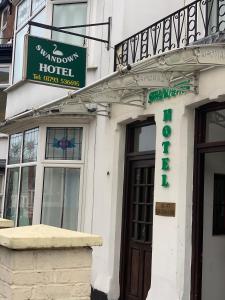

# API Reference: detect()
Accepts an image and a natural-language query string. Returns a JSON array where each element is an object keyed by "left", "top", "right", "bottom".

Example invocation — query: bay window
[{"left": 4, "top": 125, "right": 85, "bottom": 231}]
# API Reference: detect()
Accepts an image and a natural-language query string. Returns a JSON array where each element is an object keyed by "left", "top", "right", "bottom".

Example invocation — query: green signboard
[
  {"left": 24, "top": 35, "right": 86, "bottom": 89},
  {"left": 148, "top": 80, "right": 191, "bottom": 103}
]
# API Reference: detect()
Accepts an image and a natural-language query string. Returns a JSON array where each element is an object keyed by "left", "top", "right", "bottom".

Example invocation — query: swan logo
[
  {"left": 52, "top": 44, "right": 64, "bottom": 56},
  {"left": 35, "top": 44, "right": 79, "bottom": 64}
]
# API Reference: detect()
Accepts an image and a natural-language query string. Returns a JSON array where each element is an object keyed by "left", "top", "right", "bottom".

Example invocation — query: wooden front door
[{"left": 121, "top": 158, "right": 154, "bottom": 300}]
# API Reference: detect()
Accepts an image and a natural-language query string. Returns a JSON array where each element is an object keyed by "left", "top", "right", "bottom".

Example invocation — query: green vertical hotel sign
[{"left": 24, "top": 35, "right": 86, "bottom": 89}]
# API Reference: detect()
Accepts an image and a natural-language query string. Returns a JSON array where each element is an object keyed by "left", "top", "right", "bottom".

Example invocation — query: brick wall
[
  {"left": 0, "top": 247, "right": 92, "bottom": 300},
  {"left": 0, "top": 224, "right": 102, "bottom": 300}
]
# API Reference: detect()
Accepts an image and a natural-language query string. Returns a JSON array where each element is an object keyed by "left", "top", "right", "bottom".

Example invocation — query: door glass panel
[
  {"left": 133, "top": 124, "right": 156, "bottom": 152},
  {"left": 41, "top": 167, "right": 80, "bottom": 230},
  {"left": 4, "top": 168, "right": 19, "bottom": 222},
  {"left": 132, "top": 165, "right": 154, "bottom": 243},
  {"left": 206, "top": 109, "right": 225, "bottom": 142},
  {"left": 18, "top": 166, "right": 36, "bottom": 226},
  {"left": 202, "top": 152, "right": 225, "bottom": 300}
]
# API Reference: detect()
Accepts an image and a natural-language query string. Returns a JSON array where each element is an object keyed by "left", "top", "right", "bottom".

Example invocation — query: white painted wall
[
  {"left": 89, "top": 66, "right": 225, "bottom": 300},
  {"left": 5, "top": 0, "right": 225, "bottom": 300},
  {"left": 202, "top": 152, "right": 225, "bottom": 300}
]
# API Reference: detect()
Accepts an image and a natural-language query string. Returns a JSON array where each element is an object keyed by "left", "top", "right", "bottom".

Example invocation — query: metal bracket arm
[{"left": 28, "top": 17, "right": 112, "bottom": 50}]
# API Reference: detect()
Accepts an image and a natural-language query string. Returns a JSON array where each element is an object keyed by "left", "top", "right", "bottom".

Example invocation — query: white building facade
[{"left": 1, "top": 1, "right": 225, "bottom": 300}]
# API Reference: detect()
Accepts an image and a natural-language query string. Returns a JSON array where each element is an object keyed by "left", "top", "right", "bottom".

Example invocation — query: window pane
[
  {"left": 133, "top": 125, "right": 156, "bottom": 152},
  {"left": 62, "top": 168, "right": 80, "bottom": 230},
  {"left": 8, "top": 133, "right": 23, "bottom": 164},
  {"left": 4, "top": 168, "right": 19, "bottom": 222},
  {"left": 206, "top": 109, "right": 225, "bottom": 142},
  {"left": 30, "top": 8, "right": 46, "bottom": 37},
  {"left": 52, "top": 3, "right": 87, "bottom": 46},
  {"left": 0, "top": 174, "right": 3, "bottom": 216},
  {"left": 17, "top": 0, "right": 30, "bottom": 29},
  {"left": 45, "top": 128, "right": 83, "bottom": 160},
  {"left": 18, "top": 166, "right": 36, "bottom": 226},
  {"left": 0, "top": 174, "right": 3, "bottom": 194},
  {"left": 41, "top": 167, "right": 64, "bottom": 228},
  {"left": 13, "top": 25, "right": 28, "bottom": 83},
  {"left": 41, "top": 167, "right": 80, "bottom": 230},
  {"left": 0, "top": 196, "right": 2, "bottom": 216},
  {"left": 32, "top": 0, "right": 46, "bottom": 14},
  {"left": 23, "top": 128, "right": 39, "bottom": 163},
  {"left": 0, "top": 66, "right": 9, "bottom": 84}
]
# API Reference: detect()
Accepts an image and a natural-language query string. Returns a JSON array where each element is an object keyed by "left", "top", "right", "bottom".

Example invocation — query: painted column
[
  {"left": 0, "top": 224, "right": 102, "bottom": 300},
  {"left": 147, "top": 100, "right": 195, "bottom": 300}
]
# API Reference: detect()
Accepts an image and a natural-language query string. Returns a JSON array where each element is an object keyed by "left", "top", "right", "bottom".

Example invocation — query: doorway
[
  {"left": 191, "top": 102, "right": 225, "bottom": 300},
  {"left": 120, "top": 118, "right": 156, "bottom": 300}
]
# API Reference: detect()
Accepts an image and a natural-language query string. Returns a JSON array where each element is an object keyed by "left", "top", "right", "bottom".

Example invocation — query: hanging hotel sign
[
  {"left": 23, "top": 35, "right": 86, "bottom": 89},
  {"left": 148, "top": 80, "right": 191, "bottom": 103}
]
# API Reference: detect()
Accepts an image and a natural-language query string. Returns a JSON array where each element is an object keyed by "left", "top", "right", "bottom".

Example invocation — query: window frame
[
  {"left": 37, "top": 123, "right": 87, "bottom": 230},
  {"left": 3, "top": 127, "right": 40, "bottom": 225}
]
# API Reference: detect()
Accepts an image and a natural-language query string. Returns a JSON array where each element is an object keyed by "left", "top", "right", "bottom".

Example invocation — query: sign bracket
[{"left": 28, "top": 17, "right": 112, "bottom": 50}]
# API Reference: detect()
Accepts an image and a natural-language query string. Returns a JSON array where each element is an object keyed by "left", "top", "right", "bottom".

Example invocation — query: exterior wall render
[
  {"left": 3, "top": 1, "right": 225, "bottom": 300},
  {"left": 89, "top": 66, "right": 225, "bottom": 299}
]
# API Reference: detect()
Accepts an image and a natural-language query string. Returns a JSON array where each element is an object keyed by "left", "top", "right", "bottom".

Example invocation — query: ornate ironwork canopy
[{"left": 2, "top": 44, "right": 225, "bottom": 124}]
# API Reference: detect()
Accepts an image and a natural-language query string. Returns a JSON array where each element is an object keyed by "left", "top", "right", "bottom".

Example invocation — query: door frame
[
  {"left": 119, "top": 117, "right": 155, "bottom": 300},
  {"left": 191, "top": 101, "right": 225, "bottom": 300}
]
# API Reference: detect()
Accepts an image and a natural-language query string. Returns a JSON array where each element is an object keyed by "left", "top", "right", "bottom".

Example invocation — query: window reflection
[
  {"left": 8, "top": 133, "right": 23, "bottom": 165},
  {"left": 23, "top": 128, "right": 39, "bottom": 163},
  {"left": 52, "top": 3, "right": 87, "bottom": 46},
  {"left": 133, "top": 125, "right": 156, "bottom": 152},
  {"left": 206, "top": 109, "right": 225, "bottom": 142},
  {"left": 18, "top": 166, "right": 36, "bottom": 226},
  {"left": 4, "top": 168, "right": 20, "bottom": 222},
  {"left": 41, "top": 167, "right": 80, "bottom": 230}
]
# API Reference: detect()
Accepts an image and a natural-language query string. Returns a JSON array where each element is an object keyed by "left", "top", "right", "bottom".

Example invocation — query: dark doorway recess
[
  {"left": 120, "top": 118, "right": 156, "bottom": 300},
  {"left": 191, "top": 101, "right": 225, "bottom": 300}
]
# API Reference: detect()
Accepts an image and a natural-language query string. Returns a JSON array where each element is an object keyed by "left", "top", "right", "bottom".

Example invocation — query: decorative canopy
[{"left": 2, "top": 44, "right": 225, "bottom": 124}]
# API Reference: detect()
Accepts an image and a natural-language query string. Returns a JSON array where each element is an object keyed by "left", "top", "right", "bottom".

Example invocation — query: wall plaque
[{"left": 155, "top": 202, "right": 176, "bottom": 217}]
